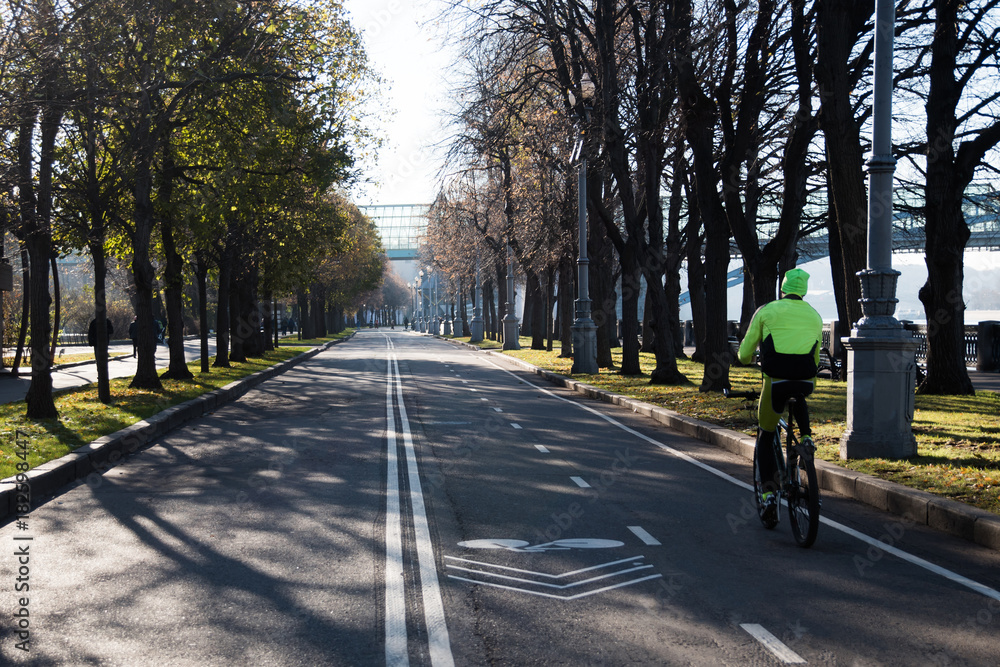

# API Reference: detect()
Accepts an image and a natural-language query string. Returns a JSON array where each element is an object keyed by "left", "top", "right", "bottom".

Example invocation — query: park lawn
[
  {"left": 454, "top": 335, "right": 1000, "bottom": 516},
  {"left": 0, "top": 332, "right": 353, "bottom": 481}
]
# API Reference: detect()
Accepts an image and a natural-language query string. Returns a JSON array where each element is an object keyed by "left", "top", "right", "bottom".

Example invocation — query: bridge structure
[
  {"left": 359, "top": 204, "right": 429, "bottom": 285},
  {"left": 680, "top": 196, "right": 1000, "bottom": 306}
]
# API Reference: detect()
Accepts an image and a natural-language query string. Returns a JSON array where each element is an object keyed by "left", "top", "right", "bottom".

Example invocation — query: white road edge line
[
  {"left": 482, "top": 358, "right": 1000, "bottom": 605},
  {"left": 393, "top": 353, "right": 456, "bottom": 667},
  {"left": 740, "top": 623, "right": 807, "bottom": 664},
  {"left": 384, "top": 345, "right": 408, "bottom": 667},
  {"left": 627, "top": 525, "right": 662, "bottom": 546}
]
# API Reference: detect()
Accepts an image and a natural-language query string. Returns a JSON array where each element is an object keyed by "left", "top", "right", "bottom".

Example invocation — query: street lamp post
[
  {"left": 470, "top": 253, "right": 484, "bottom": 342},
  {"left": 417, "top": 271, "right": 425, "bottom": 332},
  {"left": 443, "top": 279, "right": 453, "bottom": 336},
  {"left": 501, "top": 246, "right": 520, "bottom": 350},
  {"left": 569, "top": 72, "right": 598, "bottom": 374},
  {"left": 840, "top": 0, "right": 918, "bottom": 459}
]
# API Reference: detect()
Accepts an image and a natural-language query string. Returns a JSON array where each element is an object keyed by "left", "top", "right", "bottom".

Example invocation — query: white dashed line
[
  {"left": 510, "top": 423, "right": 522, "bottom": 429},
  {"left": 492, "top": 407, "right": 503, "bottom": 413},
  {"left": 534, "top": 445, "right": 550, "bottom": 453},
  {"left": 570, "top": 477, "right": 591, "bottom": 488},
  {"left": 627, "top": 526, "right": 661, "bottom": 546},
  {"left": 740, "top": 624, "right": 806, "bottom": 664}
]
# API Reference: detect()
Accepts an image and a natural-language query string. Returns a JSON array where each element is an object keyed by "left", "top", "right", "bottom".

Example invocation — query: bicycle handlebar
[{"left": 723, "top": 388, "right": 759, "bottom": 400}]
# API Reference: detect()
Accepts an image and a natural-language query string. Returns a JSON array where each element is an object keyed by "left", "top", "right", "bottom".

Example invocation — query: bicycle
[{"left": 725, "top": 386, "right": 821, "bottom": 548}]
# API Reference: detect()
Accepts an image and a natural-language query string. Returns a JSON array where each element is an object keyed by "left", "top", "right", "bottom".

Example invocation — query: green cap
[{"left": 781, "top": 268, "right": 809, "bottom": 296}]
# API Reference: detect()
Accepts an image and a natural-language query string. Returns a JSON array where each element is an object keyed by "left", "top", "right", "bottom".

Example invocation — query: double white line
[{"left": 384, "top": 336, "right": 454, "bottom": 666}]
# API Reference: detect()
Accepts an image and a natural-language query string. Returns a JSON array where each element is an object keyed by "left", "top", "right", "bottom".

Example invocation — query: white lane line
[
  {"left": 627, "top": 526, "right": 662, "bottom": 546},
  {"left": 384, "top": 349, "right": 408, "bottom": 666},
  {"left": 570, "top": 476, "right": 591, "bottom": 488},
  {"left": 740, "top": 624, "right": 806, "bottom": 664},
  {"left": 393, "top": 355, "right": 455, "bottom": 667},
  {"left": 511, "top": 423, "right": 522, "bottom": 429},
  {"left": 482, "top": 358, "right": 1000, "bottom": 605},
  {"left": 492, "top": 407, "right": 503, "bottom": 413},
  {"left": 447, "top": 573, "right": 663, "bottom": 601},
  {"left": 534, "top": 445, "right": 550, "bottom": 453}
]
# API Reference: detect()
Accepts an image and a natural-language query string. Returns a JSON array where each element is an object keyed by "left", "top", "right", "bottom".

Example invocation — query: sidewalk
[
  {"left": 456, "top": 338, "right": 1000, "bottom": 553},
  {"left": 0, "top": 336, "right": 349, "bottom": 522}
]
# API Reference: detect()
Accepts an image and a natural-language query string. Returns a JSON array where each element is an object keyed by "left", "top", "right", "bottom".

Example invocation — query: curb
[
  {"left": 0, "top": 335, "right": 352, "bottom": 524},
  {"left": 452, "top": 339, "right": 1000, "bottom": 553}
]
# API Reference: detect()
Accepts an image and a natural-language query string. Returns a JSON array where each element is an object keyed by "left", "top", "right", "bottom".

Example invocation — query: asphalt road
[{"left": 1, "top": 330, "right": 998, "bottom": 665}]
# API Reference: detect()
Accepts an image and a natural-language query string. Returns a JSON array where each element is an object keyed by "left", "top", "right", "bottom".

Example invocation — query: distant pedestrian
[
  {"left": 88, "top": 318, "right": 113, "bottom": 347},
  {"left": 128, "top": 316, "right": 138, "bottom": 357}
]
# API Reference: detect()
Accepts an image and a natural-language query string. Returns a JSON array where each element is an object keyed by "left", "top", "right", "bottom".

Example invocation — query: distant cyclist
[{"left": 737, "top": 268, "right": 823, "bottom": 521}]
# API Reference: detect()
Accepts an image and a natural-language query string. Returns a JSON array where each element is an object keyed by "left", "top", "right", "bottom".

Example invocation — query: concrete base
[
  {"left": 502, "top": 314, "right": 520, "bottom": 350},
  {"left": 571, "top": 309, "right": 598, "bottom": 374},
  {"left": 469, "top": 316, "right": 484, "bottom": 343},
  {"left": 443, "top": 319, "right": 452, "bottom": 336},
  {"left": 840, "top": 330, "right": 919, "bottom": 460}
]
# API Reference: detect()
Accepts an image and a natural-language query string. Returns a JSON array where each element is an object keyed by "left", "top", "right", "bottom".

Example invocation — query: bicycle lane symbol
[{"left": 445, "top": 538, "right": 662, "bottom": 599}]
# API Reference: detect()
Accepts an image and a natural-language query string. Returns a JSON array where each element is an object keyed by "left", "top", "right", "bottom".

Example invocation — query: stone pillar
[
  {"left": 840, "top": 0, "right": 918, "bottom": 460},
  {"left": 502, "top": 244, "right": 520, "bottom": 350}
]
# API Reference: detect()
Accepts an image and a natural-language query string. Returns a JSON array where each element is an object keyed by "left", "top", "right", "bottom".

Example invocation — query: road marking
[
  {"left": 534, "top": 444, "right": 550, "bottom": 453},
  {"left": 392, "top": 354, "right": 455, "bottom": 667},
  {"left": 570, "top": 476, "right": 591, "bottom": 488},
  {"left": 384, "top": 352, "right": 408, "bottom": 666},
  {"left": 483, "top": 359, "right": 1000, "bottom": 606},
  {"left": 627, "top": 526, "right": 661, "bottom": 546},
  {"left": 511, "top": 423, "right": 522, "bottom": 429},
  {"left": 740, "top": 624, "right": 806, "bottom": 664},
  {"left": 492, "top": 407, "right": 503, "bottom": 413}
]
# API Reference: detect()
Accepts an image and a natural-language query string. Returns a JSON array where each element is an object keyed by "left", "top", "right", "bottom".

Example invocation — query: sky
[{"left": 342, "top": 0, "right": 457, "bottom": 206}]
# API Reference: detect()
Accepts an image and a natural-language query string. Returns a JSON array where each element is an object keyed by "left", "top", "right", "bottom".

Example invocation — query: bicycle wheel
[
  {"left": 787, "top": 442, "right": 820, "bottom": 547},
  {"left": 752, "top": 440, "right": 779, "bottom": 529}
]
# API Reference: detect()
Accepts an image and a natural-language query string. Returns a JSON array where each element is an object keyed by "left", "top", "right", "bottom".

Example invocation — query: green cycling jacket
[{"left": 737, "top": 296, "right": 823, "bottom": 379}]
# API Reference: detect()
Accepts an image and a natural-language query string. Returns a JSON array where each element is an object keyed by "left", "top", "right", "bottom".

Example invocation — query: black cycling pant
[{"left": 757, "top": 378, "right": 814, "bottom": 494}]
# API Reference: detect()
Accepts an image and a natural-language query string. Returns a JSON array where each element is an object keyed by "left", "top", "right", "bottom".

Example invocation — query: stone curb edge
[
  {"left": 449, "top": 339, "right": 1000, "bottom": 553},
  {"left": 0, "top": 335, "right": 353, "bottom": 524}
]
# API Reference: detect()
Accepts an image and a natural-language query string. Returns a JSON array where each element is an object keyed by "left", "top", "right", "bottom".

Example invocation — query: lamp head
[{"left": 581, "top": 72, "right": 595, "bottom": 101}]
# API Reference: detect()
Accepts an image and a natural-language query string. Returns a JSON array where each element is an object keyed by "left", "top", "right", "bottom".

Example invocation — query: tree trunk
[
  {"left": 619, "top": 248, "right": 642, "bottom": 375},
  {"left": 196, "top": 253, "right": 210, "bottom": 373},
  {"left": 815, "top": 0, "right": 873, "bottom": 330},
  {"left": 19, "top": 97, "right": 58, "bottom": 417},
  {"left": 130, "top": 144, "right": 164, "bottom": 390},
  {"left": 160, "top": 217, "right": 193, "bottom": 379},
  {"left": 49, "top": 255, "right": 60, "bottom": 362},
  {"left": 918, "top": 0, "right": 974, "bottom": 395},
  {"left": 558, "top": 256, "right": 573, "bottom": 356},
  {"left": 213, "top": 245, "right": 232, "bottom": 367},
  {"left": 527, "top": 269, "right": 545, "bottom": 350},
  {"left": 298, "top": 291, "right": 313, "bottom": 339},
  {"left": 12, "top": 246, "right": 29, "bottom": 377},
  {"left": 90, "top": 240, "right": 111, "bottom": 403}
]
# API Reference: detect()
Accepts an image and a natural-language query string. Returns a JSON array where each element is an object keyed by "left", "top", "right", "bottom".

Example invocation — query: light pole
[
  {"left": 839, "top": 0, "right": 918, "bottom": 459},
  {"left": 502, "top": 247, "right": 520, "bottom": 349},
  {"left": 470, "top": 252, "right": 484, "bottom": 342},
  {"left": 569, "top": 72, "right": 598, "bottom": 374},
  {"left": 417, "top": 271, "right": 425, "bottom": 332},
  {"left": 442, "top": 277, "right": 453, "bottom": 336}
]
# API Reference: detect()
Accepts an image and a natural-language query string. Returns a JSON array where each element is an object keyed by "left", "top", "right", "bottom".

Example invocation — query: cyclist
[{"left": 737, "top": 267, "right": 823, "bottom": 522}]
